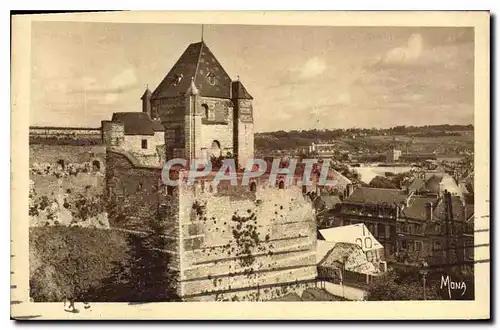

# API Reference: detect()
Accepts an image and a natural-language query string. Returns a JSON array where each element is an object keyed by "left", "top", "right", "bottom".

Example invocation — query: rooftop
[
  {"left": 151, "top": 41, "right": 252, "bottom": 100},
  {"left": 111, "top": 112, "right": 164, "bottom": 136},
  {"left": 343, "top": 187, "right": 408, "bottom": 206}
]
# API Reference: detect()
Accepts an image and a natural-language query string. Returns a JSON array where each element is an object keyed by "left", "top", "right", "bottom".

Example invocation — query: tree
[
  {"left": 89, "top": 233, "right": 181, "bottom": 302},
  {"left": 369, "top": 176, "right": 398, "bottom": 189},
  {"left": 367, "top": 271, "right": 441, "bottom": 301}
]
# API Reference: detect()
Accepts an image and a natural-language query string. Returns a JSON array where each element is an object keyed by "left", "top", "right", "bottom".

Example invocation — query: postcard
[{"left": 11, "top": 10, "right": 490, "bottom": 320}]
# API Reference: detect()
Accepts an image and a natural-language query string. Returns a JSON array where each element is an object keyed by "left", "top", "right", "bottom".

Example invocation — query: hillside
[{"left": 29, "top": 227, "right": 179, "bottom": 302}]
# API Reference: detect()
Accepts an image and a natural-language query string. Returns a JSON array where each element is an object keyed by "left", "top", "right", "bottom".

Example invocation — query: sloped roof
[
  {"left": 424, "top": 174, "right": 443, "bottom": 192},
  {"left": 318, "top": 241, "right": 381, "bottom": 275},
  {"left": 320, "top": 195, "right": 342, "bottom": 210},
  {"left": 112, "top": 112, "right": 164, "bottom": 136},
  {"left": 407, "top": 177, "right": 425, "bottom": 192},
  {"left": 151, "top": 41, "right": 233, "bottom": 100},
  {"left": 344, "top": 187, "right": 408, "bottom": 206},
  {"left": 141, "top": 87, "right": 152, "bottom": 100},
  {"left": 231, "top": 81, "right": 253, "bottom": 99},
  {"left": 401, "top": 195, "right": 438, "bottom": 221},
  {"left": 434, "top": 195, "right": 466, "bottom": 223},
  {"left": 319, "top": 224, "right": 384, "bottom": 252}
]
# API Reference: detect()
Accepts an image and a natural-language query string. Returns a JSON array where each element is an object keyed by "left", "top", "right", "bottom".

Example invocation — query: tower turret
[
  {"left": 141, "top": 86, "right": 152, "bottom": 117},
  {"left": 231, "top": 79, "right": 254, "bottom": 169}
]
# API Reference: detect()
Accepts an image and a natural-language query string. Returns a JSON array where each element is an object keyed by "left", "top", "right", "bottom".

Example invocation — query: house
[{"left": 316, "top": 224, "right": 386, "bottom": 287}]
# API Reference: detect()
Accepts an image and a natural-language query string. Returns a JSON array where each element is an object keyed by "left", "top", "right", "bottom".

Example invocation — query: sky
[{"left": 30, "top": 22, "right": 474, "bottom": 132}]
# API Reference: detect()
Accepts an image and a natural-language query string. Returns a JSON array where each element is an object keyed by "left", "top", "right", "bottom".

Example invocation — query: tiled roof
[
  {"left": 408, "top": 177, "right": 425, "bottom": 192},
  {"left": 231, "top": 81, "right": 253, "bottom": 99},
  {"left": 320, "top": 195, "right": 342, "bottom": 210},
  {"left": 151, "top": 41, "right": 233, "bottom": 100},
  {"left": 401, "top": 196, "right": 438, "bottom": 221},
  {"left": 424, "top": 174, "right": 443, "bottom": 192},
  {"left": 344, "top": 187, "right": 408, "bottom": 206},
  {"left": 112, "top": 112, "right": 164, "bottom": 136}
]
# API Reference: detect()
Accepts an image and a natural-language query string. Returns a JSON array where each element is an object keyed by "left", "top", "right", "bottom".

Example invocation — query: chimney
[
  {"left": 425, "top": 202, "right": 433, "bottom": 221},
  {"left": 346, "top": 183, "right": 354, "bottom": 198}
]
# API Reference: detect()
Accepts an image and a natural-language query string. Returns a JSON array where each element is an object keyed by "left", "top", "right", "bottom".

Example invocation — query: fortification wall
[
  {"left": 105, "top": 150, "right": 162, "bottom": 232},
  {"left": 105, "top": 148, "right": 318, "bottom": 301},
  {"left": 174, "top": 179, "right": 318, "bottom": 300},
  {"left": 30, "top": 144, "right": 106, "bottom": 165},
  {"left": 29, "top": 127, "right": 102, "bottom": 145}
]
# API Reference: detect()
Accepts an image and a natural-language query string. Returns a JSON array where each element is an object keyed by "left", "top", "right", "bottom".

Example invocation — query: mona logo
[{"left": 440, "top": 275, "right": 467, "bottom": 299}]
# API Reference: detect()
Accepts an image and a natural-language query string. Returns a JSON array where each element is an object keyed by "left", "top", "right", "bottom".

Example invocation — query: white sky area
[{"left": 30, "top": 23, "right": 474, "bottom": 132}]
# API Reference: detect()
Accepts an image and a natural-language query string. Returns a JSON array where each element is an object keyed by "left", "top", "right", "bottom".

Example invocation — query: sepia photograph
[{"left": 10, "top": 11, "right": 490, "bottom": 320}]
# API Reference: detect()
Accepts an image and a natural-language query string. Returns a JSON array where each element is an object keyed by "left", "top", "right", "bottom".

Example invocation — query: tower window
[
  {"left": 141, "top": 139, "right": 148, "bottom": 149},
  {"left": 206, "top": 72, "right": 216, "bottom": 85},
  {"left": 202, "top": 104, "right": 210, "bottom": 118},
  {"left": 172, "top": 73, "right": 183, "bottom": 86}
]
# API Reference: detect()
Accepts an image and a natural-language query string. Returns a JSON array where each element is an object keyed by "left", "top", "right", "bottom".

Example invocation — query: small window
[
  {"left": 249, "top": 181, "right": 257, "bottom": 193},
  {"left": 174, "top": 127, "right": 182, "bottom": 144},
  {"left": 202, "top": 104, "right": 209, "bottom": 118},
  {"left": 172, "top": 73, "right": 183, "bottom": 86},
  {"left": 206, "top": 72, "right": 216, "bottom": 85},
  {"left": 141, "top": 139, "right": 148, "bottom": 149}
]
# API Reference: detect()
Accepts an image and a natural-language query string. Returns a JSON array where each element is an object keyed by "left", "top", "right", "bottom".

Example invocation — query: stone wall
[
  {"left": 173, "top": 176, "right": 318, "bottom": 300},
  {"left": 30, "top": 144, "right": 106, "bottom": 166},
  {"left": 105, "top": 150, "right": 163, "bottom": 232},
  {"left": 122, "top": 133, "right": 165, "bottom": 157},
  {"left": 29, "top": 127, "right": 102, "bottom": 145}
]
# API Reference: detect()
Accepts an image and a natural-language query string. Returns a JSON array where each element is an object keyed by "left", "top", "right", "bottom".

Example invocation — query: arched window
[
  {"left": 210, "top": 140, "right": 221, "bottom": 158},
  {"left": 249, "top": 181, "right": 257, "bottom": 193},
  {"left": 57, "top": 159, "right": 65, "bottom": 169},
  {"left": 278, "top": 180, "right": 285, "bottom": 190},
  {"left": 92, "top": 160, "right": 101, "bottom": 171},
  {"left": 202, "top": 104, "right": 209, "bottom": 118}
]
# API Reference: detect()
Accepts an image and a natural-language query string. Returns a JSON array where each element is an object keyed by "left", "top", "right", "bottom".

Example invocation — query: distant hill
[{"left": 255, "top": 124, "right": 474, "bottom": 155}]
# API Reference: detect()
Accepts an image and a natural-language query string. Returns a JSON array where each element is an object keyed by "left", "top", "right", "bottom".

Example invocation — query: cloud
[
  {"left": 274, "top": 56, "right": 334, "bottom": 86},
  {"left": 299, "top": 57, "right": 327, "bottom": 79},
  {"left": 70, "top": 68, "right": 140, "bottom": 105},
  {"left": 382, "top": 33, "right": 423, "bottom": 64}
]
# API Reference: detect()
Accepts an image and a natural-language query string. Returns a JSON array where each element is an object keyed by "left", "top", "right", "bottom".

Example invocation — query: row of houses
[{"left": 314, "top": 174, "right": 474, "bottom": 268}]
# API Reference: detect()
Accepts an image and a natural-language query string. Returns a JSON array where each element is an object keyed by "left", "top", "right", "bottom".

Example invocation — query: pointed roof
[
  {"left": 231, "top": 80, "right": 253, "bottom": 100},
  {"left": 151, "top": 41, "right": 232, "bottom": 100},
  {"left": 112, "top": 112, "right": 164, "bottom": 136},
  {"left": 141, "top": 87, "right": 152, "bottom": 100}
]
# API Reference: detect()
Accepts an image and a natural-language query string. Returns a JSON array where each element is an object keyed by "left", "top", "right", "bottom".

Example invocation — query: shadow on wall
[{"left": 29, "top": 227, "right": 181, "bottom": 303}]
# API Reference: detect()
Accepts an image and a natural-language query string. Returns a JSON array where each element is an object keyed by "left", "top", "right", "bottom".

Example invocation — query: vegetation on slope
[{"left": 29, "top": 227, "right": 180, "bottom": 302}]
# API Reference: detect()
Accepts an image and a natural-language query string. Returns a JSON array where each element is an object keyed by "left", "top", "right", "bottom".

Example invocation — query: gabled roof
[
  {"left": 401, "top": 195, "right": 439, "bottom": 221},
  {"left": 319, "top": 224, "right": 384, "bottom": 252},
  {"left": 112, "top": 112, "right": 164, "bottom": 136},
  {"left": 407, "top": 177, "right": 425, "bottom": 192},
  {"left": 151, "top": 41, "right": 232, "bottom": 100},
  {"left": 231, "top": 81, "right": 253, "bottom": 99},
  {"left": 343, "top": 187, "right": 408, "bottom": 206}
]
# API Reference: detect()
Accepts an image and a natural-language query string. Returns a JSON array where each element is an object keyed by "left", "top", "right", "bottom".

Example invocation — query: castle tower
[
  {"left": 232, "top": 79, "right": 254, "bottom": 169},
  {"left": 141, "top": 86, "right": 153, "bottom": 118},
  {"left": 150, "top": 40, "right": 253, "bottom": 166}
]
